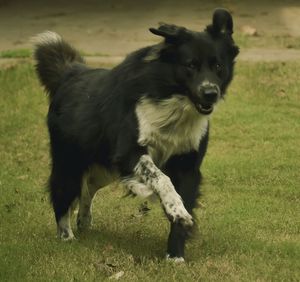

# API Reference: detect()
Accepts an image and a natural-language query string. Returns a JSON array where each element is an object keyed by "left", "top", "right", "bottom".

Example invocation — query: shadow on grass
[{"left": 75, "top": 225, "right": 167, "bottom": 261}]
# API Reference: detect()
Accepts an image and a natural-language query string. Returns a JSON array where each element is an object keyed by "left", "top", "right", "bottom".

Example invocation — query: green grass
[
  {"left": 235, "top": 33, "right": 300, "bottom": 49},
  {"left": 0, "top": 62, "right": 299, "bottom": 281},
  {"left": 0, "top": 49, "right": 32, "bottom": 59},
  {"left": 0, "top": 48, "right": 109, "bottom": 59}
]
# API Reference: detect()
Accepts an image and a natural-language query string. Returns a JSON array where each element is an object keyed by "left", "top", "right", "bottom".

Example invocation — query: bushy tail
[{"left": 33, "top": 31, "right": 85, "bottom": 98}]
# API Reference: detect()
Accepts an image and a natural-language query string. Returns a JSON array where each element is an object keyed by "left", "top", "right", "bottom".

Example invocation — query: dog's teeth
[{"left": 197, "top": 104, "right": 213, "bottom": 114}]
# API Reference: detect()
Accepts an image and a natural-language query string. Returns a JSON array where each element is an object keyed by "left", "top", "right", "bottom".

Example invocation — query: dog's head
[{"left": 147, "top": 9, "right": 239, "bottom": 115}]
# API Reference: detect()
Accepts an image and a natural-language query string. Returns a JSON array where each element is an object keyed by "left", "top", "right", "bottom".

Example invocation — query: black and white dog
[{"left": 34, "top": 9, "right": 238, "bottom": 262}]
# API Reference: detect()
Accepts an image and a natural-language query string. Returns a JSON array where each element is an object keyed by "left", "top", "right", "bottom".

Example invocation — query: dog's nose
[{"left": 203, "top": 88, "right": 218, "bottom": 103}]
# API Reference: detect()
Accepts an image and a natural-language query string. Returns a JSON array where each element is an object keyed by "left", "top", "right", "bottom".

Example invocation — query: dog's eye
[
  {"left": 216, "top": 63, "right": 222, "bottom": 72},
  {"left": 186, "top": 62, "right": 197, "bottom": 70}
]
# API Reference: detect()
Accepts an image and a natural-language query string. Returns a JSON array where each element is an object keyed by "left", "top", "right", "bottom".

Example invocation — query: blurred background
[{"left": 1, "top": 0, "right": 300, "bottom": 61}]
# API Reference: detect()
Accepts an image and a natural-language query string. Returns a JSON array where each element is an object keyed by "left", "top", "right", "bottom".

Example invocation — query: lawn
[{"left": 0, "top": 61, "right": 299, "bottom": 281}]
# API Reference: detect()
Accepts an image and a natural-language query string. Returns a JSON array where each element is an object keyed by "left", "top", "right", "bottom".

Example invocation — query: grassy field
[{"left": 0, "top": 61, "right": 299, "bottom": 281}]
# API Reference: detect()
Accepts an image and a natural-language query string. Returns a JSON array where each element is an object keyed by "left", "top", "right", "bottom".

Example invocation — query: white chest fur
[{"left": 135, "top": 95, "right": 208, "bottom": 167}]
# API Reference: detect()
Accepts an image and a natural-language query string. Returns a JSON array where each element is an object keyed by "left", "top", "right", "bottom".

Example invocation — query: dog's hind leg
[
  {"left": 76, "top": 175, "right": 98, "bottom": 231},
  {"left": 49, "top": 166, "right": 83, "bottom": 240},
  {"left": 77, "top": 165, "right": 118, "bottom": 230},
  {"left": 57, "top": 209, "right": 75, "bottom": 241},
  {"left": 77, "top": 176, "right": 93, "bottom": 231}
]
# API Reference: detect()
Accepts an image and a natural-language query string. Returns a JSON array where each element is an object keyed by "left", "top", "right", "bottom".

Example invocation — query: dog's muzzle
[{"left": 194, "top": 83, "right": 220, "bottom": 115}]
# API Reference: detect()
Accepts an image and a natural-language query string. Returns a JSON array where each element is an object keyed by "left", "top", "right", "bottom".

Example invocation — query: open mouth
[{"left": 195, "top": 103, "right": 214, "bottom": 115}]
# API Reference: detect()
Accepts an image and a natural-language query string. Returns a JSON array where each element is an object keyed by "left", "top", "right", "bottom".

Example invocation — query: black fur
[{"left": 34, "top": 9, "right": 238, "bottom": 259}]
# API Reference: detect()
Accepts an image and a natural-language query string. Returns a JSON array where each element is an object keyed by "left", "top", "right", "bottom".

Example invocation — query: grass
[
  {"left": 235, "top": 33, "right": 300, "bottom": 50},
  {"left": 1, "top": 32, "right": 300, "bottom": 62},
  {"left": 0, "top": 61, "right": 299, "bottom": 281},
  {"left": 0, "top": 49, "right": 32, "bottom": 59},
  {"left": 0, "top": 49, "right": 110, "bottom": 60}
]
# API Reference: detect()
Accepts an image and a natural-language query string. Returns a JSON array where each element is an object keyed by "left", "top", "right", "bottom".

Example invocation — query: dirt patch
[{"left": 1, "top": 0, "right": 300, "bottom": 60}]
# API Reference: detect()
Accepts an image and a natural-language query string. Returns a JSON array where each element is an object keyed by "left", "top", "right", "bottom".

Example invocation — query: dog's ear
[
  {"left": 149, "top": 23, "right": 191, "bottom": 44},
  {"left": 207, "top": 8, "right": 234, "bottom": 36}
]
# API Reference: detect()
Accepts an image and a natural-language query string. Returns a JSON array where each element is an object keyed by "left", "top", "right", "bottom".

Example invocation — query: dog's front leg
[{"left": 133, "top": 155, "right": 193, "bottom": 227}]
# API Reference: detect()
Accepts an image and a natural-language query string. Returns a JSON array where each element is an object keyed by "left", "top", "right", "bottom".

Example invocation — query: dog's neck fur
[{"left": 135, "top": 95, "right": 209, "bottom": 167}]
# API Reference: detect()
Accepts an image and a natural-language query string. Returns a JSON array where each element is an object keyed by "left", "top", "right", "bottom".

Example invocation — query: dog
[{"left": 33, "top": 8, "right": 239, "bottom": 262}]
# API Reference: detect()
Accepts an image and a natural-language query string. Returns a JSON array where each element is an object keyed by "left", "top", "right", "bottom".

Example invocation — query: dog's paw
[
  {"left": 163, "top": 195, "right": 193, "bottom": 227},
  {"left": 166, "top": 254, "right": 185, "bottom": 263},
  {"left": 77, "top": 214, "right": 92, "bottom": 231},
  {"left": 57, "top": 227, "right": 76, "bottom": 241},
  {"left": 123, "top": 179, "right": 154, "bottom": 198}
]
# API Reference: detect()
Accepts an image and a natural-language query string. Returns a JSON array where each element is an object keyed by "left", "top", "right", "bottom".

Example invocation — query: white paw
[
  {"left": 123, "top": 179, "right": 154, "bottom": 198},
  {"left": 166, "top": 254, "right": 185, "bottom": 263},
  {"left": 57, "top": 227, "right": 76, "bottom": 241},
  {"left": 163, "top": 194, "right": 193, "bottom": 227}
]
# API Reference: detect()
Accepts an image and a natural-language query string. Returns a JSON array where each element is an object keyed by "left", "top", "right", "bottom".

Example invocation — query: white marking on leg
[
  {"left": 133, "top": 155, "right": 193, "bottom": 227},
  {"left": 77, "top": 177, "right": 93, "bottom": 230},
  {"left": 166, "top": 254, "right": 185, "bottom": 263},
  {"left": 57, "top": 209, "right": 75, "bottom": 241},
  {"left": 77, "top": 165, "right": 119, "bottom": 230}
]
